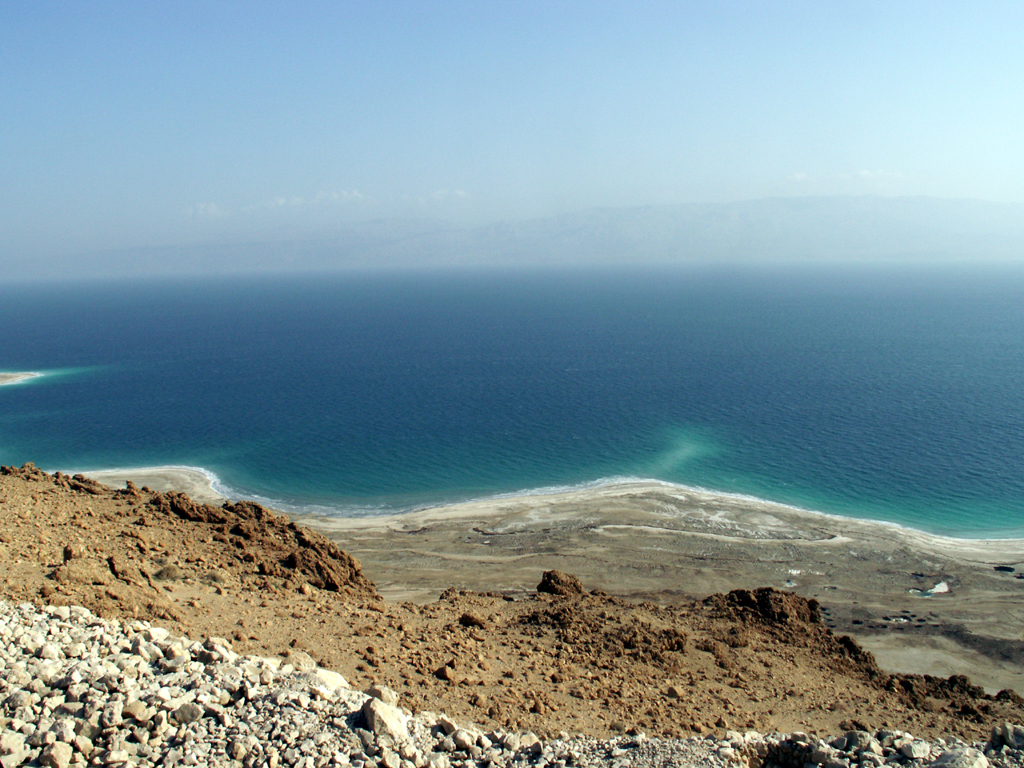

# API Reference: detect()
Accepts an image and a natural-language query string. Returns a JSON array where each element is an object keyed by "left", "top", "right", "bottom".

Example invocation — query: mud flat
[{"left": 303, "top": 480, "right": 1024, "bottom": 694}]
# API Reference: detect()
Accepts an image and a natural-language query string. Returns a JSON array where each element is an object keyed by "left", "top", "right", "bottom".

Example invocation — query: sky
[{"left": 2, "top": 1, "right": 1024, "bottom": 264}]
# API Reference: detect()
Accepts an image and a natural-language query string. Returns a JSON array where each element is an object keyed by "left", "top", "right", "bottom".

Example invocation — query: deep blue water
[{"left": 2, "top": 262, "right": 1023, "bottom": 537}]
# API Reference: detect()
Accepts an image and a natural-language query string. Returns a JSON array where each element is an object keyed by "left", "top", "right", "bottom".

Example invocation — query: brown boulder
[
  {"left": 459, "top": 611, "right": 487, "bottom": 628},
  {"left": 705, "top": 586, "right": 821, "bottom": 625},
  {"left": 537, "top": 569, "right": 584, "bottom": 596},
  {"left": 1, "top": 462, "right": 50, "bottom": 481}
]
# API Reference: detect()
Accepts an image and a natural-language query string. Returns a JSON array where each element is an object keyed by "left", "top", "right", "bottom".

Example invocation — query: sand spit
[
  {"left": 81, "top": 466, "right": 227, "bottom": 505},
  {"left": 0, "top": 371, "right": 42, "bottom": 386}
]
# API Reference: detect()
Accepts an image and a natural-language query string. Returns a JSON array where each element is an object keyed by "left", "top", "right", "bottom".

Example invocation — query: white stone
[
  {"left": 365, "top": 684, "right": 399, "bottom": 706},
  {"left": 285, "top": 651, "right": 317, "bottom": 671},
  {"left": 0, "top": 731, "right": 27, "bottom": 756},
  {"left": 48, "top": 720, "right": 76, "bottom": 744},
  {"left": 39, "top": 741, "right": 73, "bottom": 768},
  {"left": 314, "top": 669, "right": 349, "bottom": 691},
  {"left": 933, "top": 749, "right": 989, "bottom": 768},
  {"left": 519, "top": 732, "right": 542, "bottom": 752},
  {"left": 102, "top": 749, "right": 131, "bottom": 764},
  {"left": 438, "top": 715, "right": 458, "bottom": 736},
  {"left": 362, "top": 698, "right": 410, "bottom": 743},
  {"left": 0, "top": 750, "right": 33, "bottom": 768},
  {"left": 143, "top": 627, "right": 170, "bottom": 643},
  {"left": 901, "top": 741, "right": 931, "bottom": 760},
  {"left": 1001, "top": 723, "right": 1024, "bottom": 750},
  {"left": 452, "top": 730, "right": 477, "bottom": 752}
]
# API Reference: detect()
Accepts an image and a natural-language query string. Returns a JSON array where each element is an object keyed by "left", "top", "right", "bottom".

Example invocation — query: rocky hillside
[{"left": 2, "top": 463, "right": 1022, "bottom": 741}]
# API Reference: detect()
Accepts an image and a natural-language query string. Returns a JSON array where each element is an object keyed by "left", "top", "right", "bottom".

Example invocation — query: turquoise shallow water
[{"left": 2, "top": 262, "right": 1023, "bottom": 537}]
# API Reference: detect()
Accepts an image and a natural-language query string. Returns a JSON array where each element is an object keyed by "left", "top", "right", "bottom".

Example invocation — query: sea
[{"left": 2, "top": 261, "right": 1023, "bottom": 538}]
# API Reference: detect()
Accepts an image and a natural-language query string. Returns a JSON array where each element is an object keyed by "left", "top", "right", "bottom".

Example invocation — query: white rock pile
[
  {"left": 730, "top": 729, "right": 991, "bottom": 768},
  {"left": 4, "top": 600, "right": 1024, "bottom": 768}
]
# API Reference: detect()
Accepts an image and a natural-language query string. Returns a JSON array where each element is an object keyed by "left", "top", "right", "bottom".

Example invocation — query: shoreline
[
  {"left": 304, "top": 476, "right": 1024, "bottom": 583},
  {"left": 65, "top": 464, "right": 1024, "bottom": 543},
  {"left": 5, "top": 460, "right": 1024, "bottom": 742},
  {"left": 74, "top": 465, "right": 228, "bottom": 505},
  {"left": 297, "top": 477, "right": 1024, "bottom": 695},
  {"left": 0, "top": 371, "right": 42, "bottom": 386},
  {"left": 29, "top": 462, "right": 1024, "bottom": 694}
]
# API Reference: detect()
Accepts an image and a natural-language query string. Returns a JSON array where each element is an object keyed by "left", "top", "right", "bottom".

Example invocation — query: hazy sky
[{"left": 3, "top": 1, "right": 1023, "bottom": 261}]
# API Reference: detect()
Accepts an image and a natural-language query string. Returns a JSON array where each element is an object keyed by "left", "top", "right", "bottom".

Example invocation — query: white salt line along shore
[
  {"left": 63, "top": 468, "right": 1024, "bottom": 694},
  {"left": 311, "top": 479, "right": 1024, "bottom": 566},
  {"left": 65, "top": 468, "right": 1024, "bottom": 559},
  {"left": 71, "top": 467, "right": 228, "bottom": 506}
]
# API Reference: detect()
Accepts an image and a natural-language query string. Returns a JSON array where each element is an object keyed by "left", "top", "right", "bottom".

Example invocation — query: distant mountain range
[{"left": 46, "top": 195, "right": 1024, "bottom": 279}]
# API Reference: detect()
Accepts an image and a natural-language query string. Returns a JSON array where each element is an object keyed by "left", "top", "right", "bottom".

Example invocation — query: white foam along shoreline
[{"left": 0, "top": 372, "right": 43, "bottom": 386}]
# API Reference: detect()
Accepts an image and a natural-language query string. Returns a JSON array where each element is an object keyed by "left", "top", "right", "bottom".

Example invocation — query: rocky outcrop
[
  {"left": 142, "top": 492, "right": 376, "bottom": 595},
  {"left": 0, "top": 462, "right": 378, "bottom": 602},
  {"left": 705, "top": 586, "right": 822, "bottom": 626},
  {"left": 0, "top": 461, "right": 50, "bottom": 482},
  {"left": 536, "top": 569, "right": 584, "bottom": 596}
]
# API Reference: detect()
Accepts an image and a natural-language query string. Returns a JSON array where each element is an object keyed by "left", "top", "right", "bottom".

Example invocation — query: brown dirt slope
[
  {"left": 2, "top": 463, "right": 1022, "bottom": 741},
  {"left": 0, "top": 462, "right": 377, "bottom": 620}
]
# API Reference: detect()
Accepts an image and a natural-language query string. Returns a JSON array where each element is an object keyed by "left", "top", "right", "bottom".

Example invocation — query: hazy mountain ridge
[{"left": 30, "top": 196, "right": 1024, "bottom": 280}]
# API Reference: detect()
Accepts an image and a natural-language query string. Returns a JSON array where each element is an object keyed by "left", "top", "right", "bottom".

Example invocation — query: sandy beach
[{"left": 0, "top": 371, "right": 42, "bottom": 386}]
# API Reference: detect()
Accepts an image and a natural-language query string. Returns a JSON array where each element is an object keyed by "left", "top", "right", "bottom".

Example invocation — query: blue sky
[{"left": 2, "top": 1, "right": 1023, "bottom": 261}]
